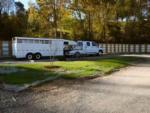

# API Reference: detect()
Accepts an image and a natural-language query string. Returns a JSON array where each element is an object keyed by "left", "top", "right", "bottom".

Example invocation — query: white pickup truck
[{"left": 68, "top": 41, "right": 103, "bottom": 57}]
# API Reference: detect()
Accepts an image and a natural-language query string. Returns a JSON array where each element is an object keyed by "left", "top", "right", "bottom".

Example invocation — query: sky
[{"left": 15, "top": 0, "right": 36, "bottom": 9}]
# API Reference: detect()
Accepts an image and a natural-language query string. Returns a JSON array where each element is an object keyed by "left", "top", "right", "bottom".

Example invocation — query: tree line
[{"left": 0, "top": 0, "right": 150, "bottom": 43}]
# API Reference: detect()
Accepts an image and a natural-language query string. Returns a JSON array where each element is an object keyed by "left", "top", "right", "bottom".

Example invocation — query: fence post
[
  {"left": 110, "top": 44, "right": 112, "bottom": 54},
  {"left": 126, "top": 44, "right": 128, "bottom": 54},
  {"left": 139, "top": 44, "right": 141, "bottom": 54},
  {"left": 133, "top": 44, "right": 136, "bottom": 53},
  {"left": 9, "top": 41, "right": 12, "bottom": 57},
  {"left": 123, "top": 44, "right": 125, "bottom": 53},
  {"left": 118, "top": 44, "right": 120, "bottom": 54},
  {"left": 105, "top": 44, "right": 108, "bottom": 54},
  {"left": 114, "top": 44, "right": 116, "bottom": 54},
  {"left": 128, "top": 44, "right": 130, "bottom": 54},
  {"left": 124, "top": 44, "right": 126, "bottom": 53},
  {"left": 121, "top": 44, "right": 123, "bottom": 54},
  {"left": 0, "top": 41, "right": 1, "bottom": 57},
  {"left": 141, "top": 44, "right": 145, "bottom": 54},
  {"left": 145, "top": 44, "right": 148, "bottom": 54}
]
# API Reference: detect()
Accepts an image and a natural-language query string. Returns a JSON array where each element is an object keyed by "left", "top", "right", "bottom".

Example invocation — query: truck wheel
[
  {"left": 75, "top": 52, "right": 81, "bottom": 58},
  {"left": 98, "top": 50, "right": 103, "bottom": 56},
  {"left": 26, "top": 53, "right": 33, "bottom": 60},
  {"left": 35, "top": 53, "right": 41, "bottom": 60}
]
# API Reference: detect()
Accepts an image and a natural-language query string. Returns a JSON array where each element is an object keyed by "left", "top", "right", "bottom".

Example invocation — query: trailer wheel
[
  {"left": 26, "top": 53, "right": 33, "bottom": 60},
  {"left": 35, "top": 53, "right": 41, "bottom": 60},
  {"left": 74, "top": 52, "right": 81, "bottom": 58}
]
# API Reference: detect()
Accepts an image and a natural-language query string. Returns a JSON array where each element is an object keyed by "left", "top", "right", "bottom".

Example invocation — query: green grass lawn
[{"left": 0, "top": 56, "right": 142, "bottom": 85}]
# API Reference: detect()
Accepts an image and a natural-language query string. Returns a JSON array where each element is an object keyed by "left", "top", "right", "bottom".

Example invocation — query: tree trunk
[
  {"left": 53, "top": 1, "right": 58, "bottom": 38},
  {"left": 87, "top": 11, "right": 93, "bottom": 40}
]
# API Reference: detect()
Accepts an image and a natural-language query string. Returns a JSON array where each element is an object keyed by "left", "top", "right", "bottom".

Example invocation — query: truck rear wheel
[
  {"left": 26, "top": 53, "right": 33, "bottom": 60},
  {"left": 98, "top": 50, "right": 103, "bottom": 56}
]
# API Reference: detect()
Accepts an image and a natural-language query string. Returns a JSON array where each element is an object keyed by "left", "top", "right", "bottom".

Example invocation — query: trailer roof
[
  {"left": 14, "top": 37, "right": 65, "bottom": 41},
  {"left": 14, "top": 37, "right": 77, "bottom": 45}
]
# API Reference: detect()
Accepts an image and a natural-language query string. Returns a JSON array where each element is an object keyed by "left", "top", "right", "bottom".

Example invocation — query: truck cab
[{"left": 69, "top": 41, "right": 103, "bottom": 57}]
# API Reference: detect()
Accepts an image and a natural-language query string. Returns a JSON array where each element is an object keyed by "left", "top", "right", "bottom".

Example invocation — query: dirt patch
[
  {"left": 44, "top": 65, "right": 66, "bottom": 73},
  {"left": 44, "top": 65, "right": 61, "bottom": 69}
]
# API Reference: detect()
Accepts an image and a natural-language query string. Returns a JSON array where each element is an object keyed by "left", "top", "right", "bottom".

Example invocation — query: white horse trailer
[{"left": 12, "top": 37, "right": 76, "bottom": 60}]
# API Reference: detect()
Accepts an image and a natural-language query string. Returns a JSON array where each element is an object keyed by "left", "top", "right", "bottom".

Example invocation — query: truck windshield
[
  {"left": 72, "top": 42, "right": 83, "bottom": 50},
  {"left": 92, "top": 42, "right": 98, "bottom": 47},
  {"left": 77, "top": 42, "right": 83, "bottom": 47}
]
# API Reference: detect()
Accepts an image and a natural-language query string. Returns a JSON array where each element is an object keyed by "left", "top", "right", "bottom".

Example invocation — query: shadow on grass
[{"left": 0, "top": 65, "right": 66, "bottom": 85}]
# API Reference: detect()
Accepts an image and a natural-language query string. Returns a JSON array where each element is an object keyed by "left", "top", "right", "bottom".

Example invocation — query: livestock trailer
[{"left": 12, "top": 37, "right": 76, "bottom": 60}]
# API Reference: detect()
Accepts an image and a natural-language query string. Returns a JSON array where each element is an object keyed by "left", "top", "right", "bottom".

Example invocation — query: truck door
[
  {"left": 85, "top": 42, "right": 93, "bottom": 54},
  {"left": 91, "top": 42, "right": 99, "bottom": 54}
]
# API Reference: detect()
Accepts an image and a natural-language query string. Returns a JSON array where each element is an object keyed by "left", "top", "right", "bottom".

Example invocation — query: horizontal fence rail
[{"left": 99, "top": 44, "right": 150, "bottom": 54}]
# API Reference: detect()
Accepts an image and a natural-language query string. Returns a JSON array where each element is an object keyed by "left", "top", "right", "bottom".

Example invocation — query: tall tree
[
  {"left": 27, "top": 2, "right": 41, "bottom": 37},
  {"left": 0, "top": 0, "right": 15, "bottom": 40},
  {"left": 14, "top": 1, "right": 27, "bottom": 36},
  {"left": 36, "top": 0, "right": 71, "bottom": 38}
]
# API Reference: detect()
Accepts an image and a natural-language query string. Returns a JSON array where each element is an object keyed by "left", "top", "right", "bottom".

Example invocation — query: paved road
[{"left": 1, "top": 55, "right": 150, "bottom": 113}]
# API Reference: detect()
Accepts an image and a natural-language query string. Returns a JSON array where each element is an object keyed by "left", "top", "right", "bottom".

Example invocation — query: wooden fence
[
  {"left": 99, "top": 44, "right": 150, "bottom": 54},
  {"left": 0, "top": 41, "right": 150, "bottom": 58},
  {"left": 0, "top": 41, "right": 12, "bottom": 58}
]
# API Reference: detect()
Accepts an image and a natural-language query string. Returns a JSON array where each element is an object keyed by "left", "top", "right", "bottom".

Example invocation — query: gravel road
[{"left": 1, "top": 55, "right": 150, "bottom": 113}]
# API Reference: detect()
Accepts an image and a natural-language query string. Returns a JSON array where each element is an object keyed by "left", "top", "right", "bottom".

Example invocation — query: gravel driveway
[{"left": 1, "top": 55, "right": 150, "bottom": 113}]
